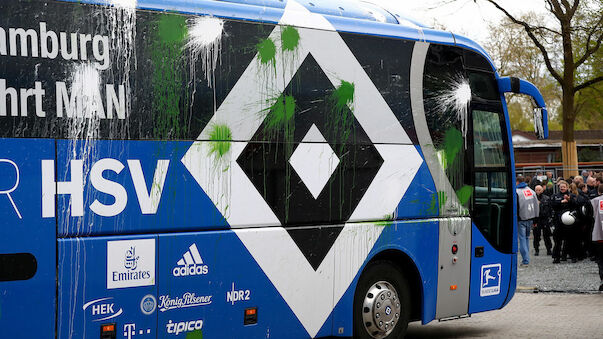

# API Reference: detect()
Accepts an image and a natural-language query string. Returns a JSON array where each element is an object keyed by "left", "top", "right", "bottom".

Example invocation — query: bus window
[{"left": 472, "top": 109, "right": 513, "bottom": 253}]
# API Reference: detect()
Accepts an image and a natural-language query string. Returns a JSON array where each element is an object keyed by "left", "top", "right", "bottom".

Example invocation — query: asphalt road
[{"left": 406, "top": 293, "right": 603, "bottom": 338}]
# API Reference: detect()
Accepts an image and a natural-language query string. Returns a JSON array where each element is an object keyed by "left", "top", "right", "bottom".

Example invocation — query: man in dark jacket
[
  {"left": 551, "top": 180, "right": 577, "bottom": 263},
  {"left": 534, "top": 185, "right": 553, "bottom": 256}
]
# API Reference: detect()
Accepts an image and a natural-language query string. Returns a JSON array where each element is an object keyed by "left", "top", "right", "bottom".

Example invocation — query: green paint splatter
[
  {"left": 158, "top": 14, "right": 189, "bottom": 43},
  {"left": 326, "top": 80, "right": 356, "bottom": 146},
  {"left": 427, "top": 193, "right": 439, "bottom": 214},
  {"left": 257, "top": 37, "right": 277, "bottom": 65},
  {"left": 376, "top": 213, "right": 395, "bottom": 227},
  {"left": 443, "top": 128, "right": 463, "bottom": 169},
  {"left": 438, "top": 191, "right": 448, "bottom": 211},
  {"left": 151, "top": 13, "right": 189, "bottom": 139},
  {"left": 265, "top": 95, "right": 296, "bottom": 133},
  {"left": 185, "top": 330, "right": 203, "bottom": 339},
  {"left": 208, "top": 124, "right": 233, "bottom": 158},
  {"left": 281, "top": 26, "right": 300, "bottom": 51},
  {"left": 456, "top": 185, "right": 473, "bottom": 205},
  {"left": 333, "top": 80, "right": 355, "bottom": 110}
]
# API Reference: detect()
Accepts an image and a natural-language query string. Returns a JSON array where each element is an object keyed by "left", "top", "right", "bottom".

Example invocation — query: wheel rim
[{"left": 361, "top": 281, "right": 401, "bottom": 339}]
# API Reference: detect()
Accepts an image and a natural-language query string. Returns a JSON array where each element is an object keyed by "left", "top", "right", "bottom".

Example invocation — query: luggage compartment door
[{"left": 0, "top": 139, "right": 56, "bottom": 338}]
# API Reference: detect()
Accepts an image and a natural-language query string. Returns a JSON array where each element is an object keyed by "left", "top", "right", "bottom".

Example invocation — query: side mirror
[{"left": 498, "top": 77, "right": 549, "bottom": 140}]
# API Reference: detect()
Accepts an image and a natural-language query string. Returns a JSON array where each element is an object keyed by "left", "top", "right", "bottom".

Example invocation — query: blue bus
[{"left": 0, "top": 0, "right": 549, "bottom": 338}]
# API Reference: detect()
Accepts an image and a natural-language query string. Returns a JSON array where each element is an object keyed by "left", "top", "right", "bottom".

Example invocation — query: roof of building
[{"left": 512, "top": 130, "right": 603, "bottom": 148}]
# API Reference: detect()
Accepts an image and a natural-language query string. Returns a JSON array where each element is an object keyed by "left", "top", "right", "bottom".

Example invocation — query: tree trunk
[
  {"left": 559, "top": 16, "right": 578, "bottom": 180},
  {"left": 561, "top": 88, "right": 578, "bottom": 179}
]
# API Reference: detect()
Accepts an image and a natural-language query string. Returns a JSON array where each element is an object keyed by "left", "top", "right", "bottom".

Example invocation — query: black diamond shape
[{"left": 237, "top": 54, "right": 384, "bottom": 270}]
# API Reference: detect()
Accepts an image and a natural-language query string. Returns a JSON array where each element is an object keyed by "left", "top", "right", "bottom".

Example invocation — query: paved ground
[
  {"left": 406, "top": 235, "right": 603, "bottom": 338},
  {"left": 516, "top": 246, "right": 601, "bottom": 293},
  {"left": 406, "top": 293, "right": 603, "bottom": 338}
]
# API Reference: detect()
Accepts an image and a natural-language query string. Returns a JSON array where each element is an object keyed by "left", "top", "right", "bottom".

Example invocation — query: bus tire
[{"left": 353, "top": 260, "right": 411, "bottom": 339}]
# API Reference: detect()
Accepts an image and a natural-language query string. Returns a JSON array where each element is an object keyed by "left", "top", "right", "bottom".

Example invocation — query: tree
[
  {"left": 483, "top": 14, "right": 562, "bottom": 131},
  {"left": 476, "top": 0, "right": 603, "bottom": 178}
]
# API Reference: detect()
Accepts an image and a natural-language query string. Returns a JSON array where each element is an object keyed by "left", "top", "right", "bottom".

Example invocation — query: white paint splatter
[
  {"left": 434, "top": 74, "right": 472, "bottom": 139},
  {"left": 104, "top": 1, "right": 136, "bottom": 126},
  {"left": 186, "top": 16, "right": 225, "bottom": 87},
  {"left": 109, "top": 0, "right": 137, "bottom": 9}
]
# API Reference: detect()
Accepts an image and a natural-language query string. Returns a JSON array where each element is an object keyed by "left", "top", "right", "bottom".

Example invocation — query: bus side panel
[
  {"left": 55, "top": 139, "right": 228, "bottom": 236},
  {"left": 0, "top": 139, "right": 56, "bottom": 339},
  {"left": 468, "top": 223, "right": 512, "bottom": 314},
  {"left": 157, "top": 230, "right": 309, "bottom": 338},
  {"left": 57, "top": 235, "right": 158, "bottom": 339},
  {"left": 329, "top": 219, "right": 440, "bottom": 337}
]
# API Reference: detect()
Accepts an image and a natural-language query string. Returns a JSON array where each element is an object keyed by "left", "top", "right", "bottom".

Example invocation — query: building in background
[{"left": 513, "top": 130, "right": 603, "bottom": 176}]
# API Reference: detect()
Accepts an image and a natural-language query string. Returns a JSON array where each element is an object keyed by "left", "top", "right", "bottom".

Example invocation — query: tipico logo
[
  {"left": 166, "top": 319, "right": 203, "bottom": 336},
  {"left": 172, "top": 244, "right": 209, "bottom": 277},
  {"left": 107, "top": 239, "right": 155, "bottom": 289}
]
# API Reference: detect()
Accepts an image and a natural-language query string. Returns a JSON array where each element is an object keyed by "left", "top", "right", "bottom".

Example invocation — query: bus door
[
  {"left": 0, "top": 139, "right": 56, "bottom": 338},
  {"left": 466, "top": 69, "right": 514, "bottom": 313}
]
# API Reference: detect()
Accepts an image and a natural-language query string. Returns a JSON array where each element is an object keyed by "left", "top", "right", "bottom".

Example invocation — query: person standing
[
  {"left": 576, "top": 183, "right": 593, "bottom": 260},
  {"left": 516, "top": 177, "right": 540, "bottom": 266},
  {"left": 534, "top": 185, "right": 553, "bottom": 256},
  {"left": 590, "top": 184, "right": 603, "bottom": 291},
  {"left": 551, "top": 180, "right": 577, "bottom": 263}
]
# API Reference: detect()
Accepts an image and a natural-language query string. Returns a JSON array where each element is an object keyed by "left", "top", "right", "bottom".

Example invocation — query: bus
[{"left": 0, "top": 0, "right": 549, "bottom": 338}]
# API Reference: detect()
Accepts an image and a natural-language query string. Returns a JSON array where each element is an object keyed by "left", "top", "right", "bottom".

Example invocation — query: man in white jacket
[{"left": 591, "top": 184, "right": 603, "bottom": 291}]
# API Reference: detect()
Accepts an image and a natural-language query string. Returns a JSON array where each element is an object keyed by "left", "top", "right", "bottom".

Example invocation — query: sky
[{"left": 368, "top": 0, "right": 548, "bottom": 44}]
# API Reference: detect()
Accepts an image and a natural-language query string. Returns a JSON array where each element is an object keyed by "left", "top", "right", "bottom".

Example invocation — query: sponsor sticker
[
  {"left": 226, "top": 282, "right": 251, "bottom": 305},
  {"left": 158, "top": 292, "right": 212, "bottom": 312},
  {"left": 523, "top": 189, "right": 534, "bottom": 199},
  {"left": 124, "top": 323, "right": 152, "bottom": 339},
  {"left": 166, "top": 319, "right": 203, "bottom": 336},
  {"left": 140, "top": 294, "right": 157, "bottom": 315},
  {"left": 480, "top": 263, "right": 502, "bottom": 297},
  {"left": 82, "top": 297, "right": 123, "bottom": 322},
  {"left": 107, "top": 239, "right": 155, "bottom": 289},
  {"left": 172, "top": 244, "right": 209, "bottom": 277}
]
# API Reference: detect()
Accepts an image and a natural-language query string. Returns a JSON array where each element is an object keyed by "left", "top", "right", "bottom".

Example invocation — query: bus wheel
[{"left": 353, "top": 261, "right": 411, "bottom": 339}]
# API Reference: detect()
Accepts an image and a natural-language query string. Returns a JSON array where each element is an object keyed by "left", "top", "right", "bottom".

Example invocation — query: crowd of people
[{"left": 515, "top": 170, "right": 603, "bottom": 291}]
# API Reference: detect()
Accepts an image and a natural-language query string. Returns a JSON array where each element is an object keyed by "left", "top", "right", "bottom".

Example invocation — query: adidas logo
[{"left": 172, "top": 244, "right": 209, "bottom": 277}]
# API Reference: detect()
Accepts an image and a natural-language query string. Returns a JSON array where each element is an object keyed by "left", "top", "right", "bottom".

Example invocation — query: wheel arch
[{"left": 366, "top": 249, "right": 424, "bottom": 322}]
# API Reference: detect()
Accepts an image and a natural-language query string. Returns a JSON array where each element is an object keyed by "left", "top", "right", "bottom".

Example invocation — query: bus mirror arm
[{"left": 497, "top": 77, "right": 549, "bottom": 140}]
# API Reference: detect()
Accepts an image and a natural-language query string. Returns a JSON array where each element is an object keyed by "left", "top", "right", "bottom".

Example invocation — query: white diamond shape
[
  {"left": 289, "top": 124, "right": 340, "bottom": 199},
  {"left": 181, "top": 1, "right": 424, "bottom": 336}
]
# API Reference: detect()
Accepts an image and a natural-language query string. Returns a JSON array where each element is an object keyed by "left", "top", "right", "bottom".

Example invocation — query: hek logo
[
  {"left": 172, "top": 243, "right": 209, "bottom": 277},
  {"left": 82, "top": 297, "right": 123, "bottom": 322},
  {"left": 107, "top": 239, "right": 155, "bottom": 289}
]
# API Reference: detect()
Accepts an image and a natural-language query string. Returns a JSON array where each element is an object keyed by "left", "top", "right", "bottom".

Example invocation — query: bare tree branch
[
  {"left": 575, "top": 75, "right": 603, "bottom": 92},
  {"left": 480, "top": 0, "right": 564, "bottom": 84},
  {"left": 575, "top": 15, "right": 603, "bottom": 67}
]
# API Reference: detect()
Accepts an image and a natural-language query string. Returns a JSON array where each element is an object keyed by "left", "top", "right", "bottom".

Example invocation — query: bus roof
[{"left": 59, "top": 0, "right": 496, "bottom": 72}]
